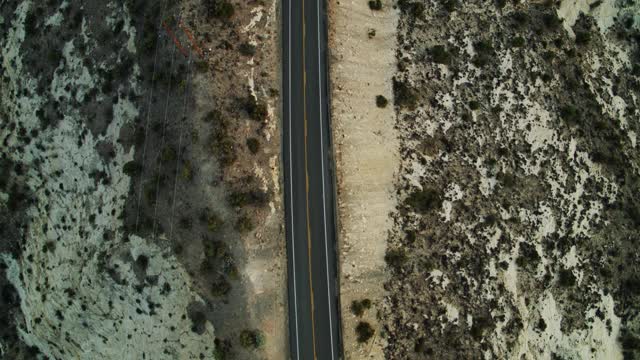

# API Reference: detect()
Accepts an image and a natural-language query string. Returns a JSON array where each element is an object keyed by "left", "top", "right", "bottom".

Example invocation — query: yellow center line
[{"left": 302, "top": 0, "right": 318, "bottom": 358}]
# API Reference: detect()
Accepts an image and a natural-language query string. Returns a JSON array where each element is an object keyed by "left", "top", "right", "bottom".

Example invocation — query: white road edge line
[
  {"left": 316, "top": 0, "right": 336, "bottom": 358},
  {"left": 288, "top": 0, "right": 301, "bottom": 358}
]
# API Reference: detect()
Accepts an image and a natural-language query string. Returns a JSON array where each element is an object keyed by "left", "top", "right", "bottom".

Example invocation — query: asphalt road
[{"left": 282, "top": 0, "right": 342, "bottom": 358}]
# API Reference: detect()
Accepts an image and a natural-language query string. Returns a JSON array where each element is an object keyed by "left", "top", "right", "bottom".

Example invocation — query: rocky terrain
[
  {"left": 376, "top": 0, "right": 640, "bottom": 359},
  {"left": 0, "top": 0, "right": 284, "bottom": 359}
]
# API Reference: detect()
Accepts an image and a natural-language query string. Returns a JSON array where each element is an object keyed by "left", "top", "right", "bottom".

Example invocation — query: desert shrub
[
  {"left": 442, "top": 0, "right": 459, "bottom": 12},
  {"left": 211, "top": 276, "right": 231, "bottom": 297},
  {"left": 367, "top": 28, "right": 376, "bottom": 38},
  {"left": 511, "top": 11, "right": 529, "bottom": 26},
  {"left": 355, "top": 322, "right": 375, "bottom": 343},
  {"left": 495, "top": 0, "right": 506, "bottom": 8},
  {"left": 207, "top": 213, "right": 224, "bottom": 232},
  {"left": 196, "top": 61, "right": 209, "bottom": 73},
  {"left": 376, "top": 95, "right": 388, "bottom": 108},
  {"left": 405, "top": 188, "right": 443, "bottom": 213},
  {"left": 123, "top": 161, "right": 142, "bottom": 176},
  {"left": 246, "top": 137, "right": 260, "bottom": 154},
  {"left": 181, "top": 161, "right": 193, "bottom": 181},
  {"left": 558, "top": 269, "right": 576, "bottom": 287},
  {"left": 239, "top": 42, "right": 256, "bottom": 57},
  {"left": 542, "top": 12, "right": 561, "bottom": 30},
  {"left": 559, "top": 105, "right": 580, "bottom": 125},
  {"left": 469, "top": 100, "right": 480, "bottom": 110},
  {"left": 575, "top": 30, "right": 592, "bottom": 45},
  {"left": 398, "top": 0, "right": 424, "bottom": 17},
  {"left": 161, "top": 146, "right": 176, "bottom": 162},
  {"left": 246, "top": 96, "right": 268, "bottom": 122},
  {"left": 203, "top": 110, "right": 222, "bottom": 123},
  {"left": 235, "top": 215, "right": 254, "bottom": 233},
  {"left": 203, "top": 0, "right": 234, "bottom": 19},
  {"left": 179, "top": 216, "right": 192, "bottom": 229},
  {"left": 368, "top": 0, "right": 382, "bottom": 11},
  {"left": 239, "top": 329, "right": 265, "bottom": 349},
  {"left": 515, "top": 242, "right": 541, "bottom": 269},
  {"left": 511, "top": 36, "right": 525, "bottom": 48},
  {"left": 430, "top": 45, "right": 451, "bottom": 65},
  {"left": 351, "top": 299, "right": 372, "bottom": 316},
  {"left": 190, "top": 311, "right": 208, "bottom": 334},
  {"left": 393, "top": 79, "right": 418, "bottom": 109},
  {"left": 497, "top": 171, "right": 516, "bottom": 187},
  {"left": 228, "top": 190, "right": 268, "bottom": 207},
  {"left": 385, "top": 248, "right": 408, "bottom": 270}
]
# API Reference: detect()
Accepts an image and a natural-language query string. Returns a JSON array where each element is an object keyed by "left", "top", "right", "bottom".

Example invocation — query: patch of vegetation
[
  {"left": 511, "top": 36, "right": 525, "bottom": 48},
  {"left": 246, "top": 137, "right": 260, "bottom": 154},
  {"left": 376, "top": 95, "right": 388, "bottom": 108},
  {"left": 515, "top": 242, "right": 541, "bottom": 269},
  {"left": 406, "top": 187, "right": 443, "bottom": 213},
  {"left": 393, "top": 78, "right": 418, "bottom": 109},
  {"left": 575, "top": 30, "right": 592, "bottom": 45},
  {"left": 430, "top": 45, "right": 452, "bottom": 65},
  {"left": 228, "top": 190, "right": 268, "bottom": 208},
  {"left": 559, "top": 105, "right": 580, "bottom": 125},
  {"left": 351, "top": 299, "right": 372, "bottom": 316},
  {"left": 246, "top": 96, "right": 268, "bottom": 122},
  {"left": 385, "top": 248, "right": 408, "bottom": 270},
  {"left": 442, "top": 0, "right": 459, "bottom": 13},
  {"left": 211, "top": 275, "right": 231, "bottom": 297},
  {"left": 235, "top": 214, "right": 254, "bottom": 233},
  {"left": 398, "top": 0, "right": 425, "bottom": 18},
  {"left": 123, "top": 161, "right": 142, "bottom": 176},
  {"left": 239, "top": 329, "right": 265, "bottom": 349},
  {"left": 368, "top": 0, "right": 382, "bottom": 11},
  {"left": 355, "top": 321, "right": 375, "bottom": 343},
  {"left": 558, "top": 269, "right": 576, "bottom": 287},
  {"left": 203, "top": 0, "right": 234, "bottom": 20},
  {"left": 207, "top": 213, "right": 224, "bottom": 232},
  {"left": 239, "top": 42, "right": 256, "bottom": 57}
]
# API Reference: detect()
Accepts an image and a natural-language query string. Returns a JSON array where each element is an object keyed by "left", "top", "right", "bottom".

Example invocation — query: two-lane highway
[{"left": 282, "top": 0, "right": 341, "bottom": 358}]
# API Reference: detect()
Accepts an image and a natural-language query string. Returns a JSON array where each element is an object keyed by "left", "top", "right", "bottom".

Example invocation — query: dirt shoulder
[{"left": 328, "top": 1, "right": 399, "bottom": 358}]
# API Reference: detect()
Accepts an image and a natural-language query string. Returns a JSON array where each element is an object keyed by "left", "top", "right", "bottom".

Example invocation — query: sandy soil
[{"left": 328, "top": 1, "right": 399, "bottom": 358}]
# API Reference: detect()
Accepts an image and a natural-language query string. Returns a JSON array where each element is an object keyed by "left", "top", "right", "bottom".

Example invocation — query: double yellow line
[{"left": 301, "top": 0, "right": 318, "bottom": 358}]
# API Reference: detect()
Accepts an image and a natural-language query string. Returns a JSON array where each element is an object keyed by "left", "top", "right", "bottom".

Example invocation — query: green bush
[
  {"left": 239, "top": 42, "right": 256, "bottom": 57},
  {"left": 376, "top": 95, "right": 388, "bottom": 108},
  {"left": 469, "top": 100, "right": 480, "bottom": 110},
  {"left": 559, "top": 105, "right": 580, "bottom": 125},
  {"left": 123, "top": 161, "right": 142, "bottom": 176},
  {"left": 368, "top": 0, "right": 382, "bottom": 10},
  {"left": 430, "top": 45, "right": 451, "bottom": 65},
  {"left": 511, "top": 36, "right": 525, "bottom": 48},
  {"left": 575, "top": 30, "right": 592, "bottom": 45},
  {"left": 211, "top": 276, "right": 231, "bottom": 297},
  {"left": 239, "top": 329, "right": 265, "bottom": 349},
  {"left": 246, "top": 96, "right": 268, "bottom": 122},
  {"left": 355, "top": 322, "right": 375, "bottom": 343},
  {"left": 207, "top": 213, "right": 224, "bottom": 232},
  {"left": 385, "top": 248, "right": 408, "bottom": 270},
  {"left": 393, "top": 79, "right": 418, "bottom": 109},
  {"left": 235, "top": 215, "right": 254, "bottom": 233},
  {"left": 405, "top": 188, "right": 443, "bottom": 213},
  {"left": 442, "top": 0, "right": 459, "bottom": 12},
  {"left": 246, "top": 137, "right": 260, "bottom": 154},
  {"left": 351, "top": 299, "right": 372, "bottom": 316},
  {"left": 558, "top": 269, "right": 576, "bottom": 287},
  {"left": 196, "top": 61, "right": 209, "bottom": 73},
  {"left": 203, "top": 0, "right": 234, "bottom": 19}
]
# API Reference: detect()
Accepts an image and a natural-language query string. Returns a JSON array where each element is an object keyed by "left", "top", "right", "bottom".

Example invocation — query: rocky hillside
[
  {"left": 0, "top": 0, "right": 283, "bottom": 359},
  {"left": 381, "top": 0, "right": 640, "bottom": 359}
]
